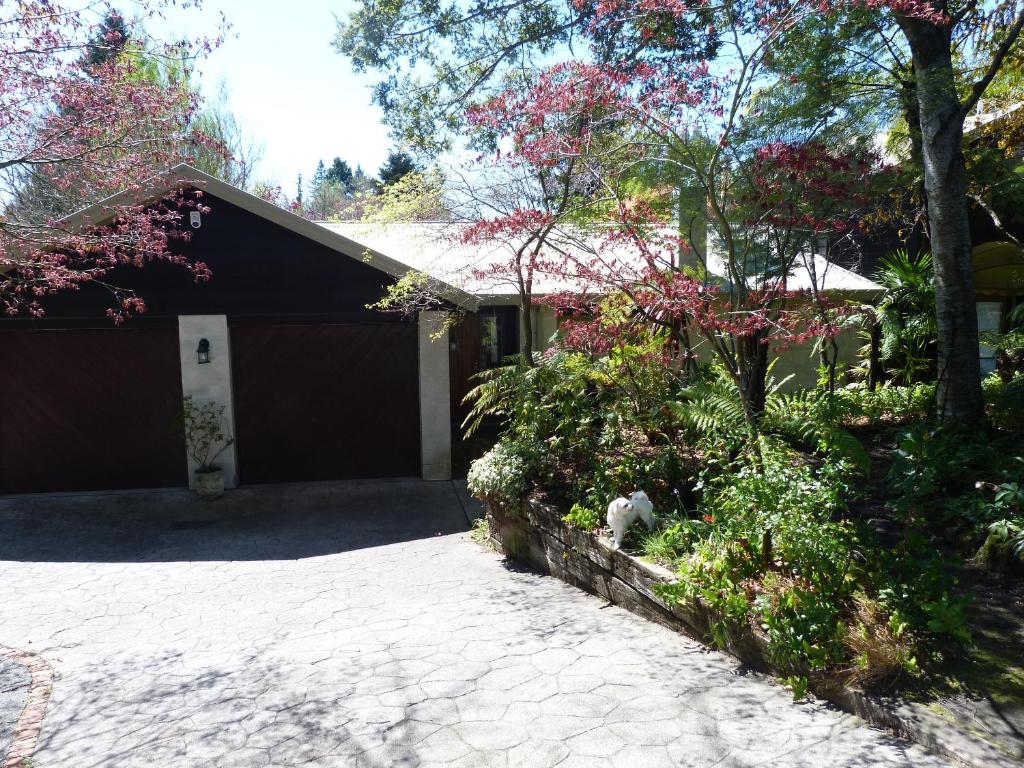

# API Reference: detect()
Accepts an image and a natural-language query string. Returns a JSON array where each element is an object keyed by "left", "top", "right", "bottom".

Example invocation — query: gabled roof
[
  {"left": 62, "top": 164, "right": 480, "bottom": 311},
  {"left": 66, "top": 165, "right": 877, "bottom": 311}
]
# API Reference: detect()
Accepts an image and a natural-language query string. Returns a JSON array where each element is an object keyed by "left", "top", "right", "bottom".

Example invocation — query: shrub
[
  {"left": 467, "top": 440, "right": 535, "bottom": 507},
  {"left": 464, "top": 342, "right": 695, "bottom": 515},
  {"left": 562, "top": 502, "right": 603, "bottom": 531},
  {"left": 178, "top": 395, "right": 233, "bottom": 472},
  {"left": 655, "top": 442, "right": 967, "bottom": 685},
  {"left": 983, "top": 372, "right": 1024, "bottom": 433},
  {"left": 832, "top": 382, "right": 936, "bottom": 423},
  {"left": 659, "top": 446, "right": 860, "bottom": 674},
  {"left": 979, "top": 518, "right": 1024, "bottom": 572}
]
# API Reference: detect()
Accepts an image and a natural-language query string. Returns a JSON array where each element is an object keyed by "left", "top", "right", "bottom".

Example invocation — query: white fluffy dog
[{"left": 607, "top": 491, "right": 655, "bottom": 549}]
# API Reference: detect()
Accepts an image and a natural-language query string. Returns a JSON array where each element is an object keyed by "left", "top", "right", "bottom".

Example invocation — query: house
[
  {"left": 324, "top": 221, "right": 883, "bottom": 391},
  {"left": 0, "top": 165, "right": 880, "bottom": 496},
  {"left": 0, "top": 165, "right": 475, "bottom": 494}
]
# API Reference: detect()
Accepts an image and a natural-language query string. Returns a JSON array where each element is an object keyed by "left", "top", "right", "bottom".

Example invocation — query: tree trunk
[
  {"left": 899, "top": 16, "right": 985, "bottom": 425},
  {"left": 738, "top": 332, "right": 769, "bottom": 417},
  {"left": 900, "top": 72, "right": 929, "bottom": 228},
  {"left": 520, "top": 295, "right": 535, "bottom": 367}
]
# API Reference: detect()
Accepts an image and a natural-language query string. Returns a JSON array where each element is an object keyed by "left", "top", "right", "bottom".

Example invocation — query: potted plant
[{"left": 179, "top": 395, "right": 234, "bottom": 500}]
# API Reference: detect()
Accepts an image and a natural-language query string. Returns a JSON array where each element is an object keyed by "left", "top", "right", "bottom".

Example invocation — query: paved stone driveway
[
  {"left": 0, "top": 654, "right": 30, "bottom": 757},
  {"left": 0, "top": 480, "right": 949, "bottom": 768}
]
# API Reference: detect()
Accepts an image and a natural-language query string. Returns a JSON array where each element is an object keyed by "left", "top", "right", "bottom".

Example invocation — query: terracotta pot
[{"left": 194, "top": 468, "right": 224, "bottom": 501}]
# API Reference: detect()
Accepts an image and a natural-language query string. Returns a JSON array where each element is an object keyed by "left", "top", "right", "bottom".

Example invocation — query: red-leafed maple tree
[
  {"left": 0, "top": 2, "right": 223, "bottom": 322},
  {"left": 343, "top": 0, "right": 1024, "bottom": 425},
  {"left": 461, "top": 3, "right": 889, "bottom": 425}
]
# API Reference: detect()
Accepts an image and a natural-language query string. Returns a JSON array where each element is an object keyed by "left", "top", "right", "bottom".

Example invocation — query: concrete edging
[
  {"left": 485, "top": 497, "right": 1022, "bottom": 768},
  {"left": 0, "top": 646, "right": 53, "bottom": 768}
]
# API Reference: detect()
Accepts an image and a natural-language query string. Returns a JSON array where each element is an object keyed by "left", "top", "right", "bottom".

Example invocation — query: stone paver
[
  {"left": 0, "top": 655, "right": 29, "bottom": 759},
  {"left": 0, "top": 480, "right": 950, "bottom": 767}
]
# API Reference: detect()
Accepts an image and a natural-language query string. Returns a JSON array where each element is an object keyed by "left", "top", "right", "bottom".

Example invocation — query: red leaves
[
  {"left": 742, "top": 141, "right": 885, "bottom": 233},
  {"left": 0, "top": 1, "right": 222, "bottom": 320},
  {"left": 461, "top": 210, "right": 557, "bottom": 246}
]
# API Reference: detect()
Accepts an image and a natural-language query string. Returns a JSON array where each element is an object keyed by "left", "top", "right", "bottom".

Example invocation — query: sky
[{"left": 151, "top": 0, "right": 395, "bottom": 192}]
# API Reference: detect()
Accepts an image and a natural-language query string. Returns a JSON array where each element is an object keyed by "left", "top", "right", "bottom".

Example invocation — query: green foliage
[
  {"left": 648, "top": 442, "right": 969, "bottom": 681},
  {"left": 641, "top": 520, "right": 701, "bottom": 564},
  {"left": 670, "top": 373, "right": 750, "bottom": 444},
  {"left": 782, "top": 674, "right": 810, "bottom": 701},
  {"left": 462, "top": 336, "right": 975, "bottom": 689},
  {"left": 984, "top": 372, "right": 1024, "bottom": 433},
  {"left": 831, "top": 382, "right": 936, "bottom": 423},
  {"left": 466, "top": 439, "right": 538, "bottom": 507},
  {"left": 863, "top": 250, "right": 937, "bottom": 386},
  {"left": 378, "top": 150, "right": 417, "bottom": 185},
  {"left": 326, "top": 157, "right": 354, "bottom": 188},
  {"left": 178, "top": 395, "right": 234, "bottom": 472},
  {"left": 886, "top": 421, "right": 1024, "bottom": 579},
  {"left": 886, "top": 426, "right": 1023, "bottom": 533},
  {"left": 669, "top": 371, "right": 871, "bottom": 473},
  {"left": 469, "top": 517, "right": 497, "bottom": 551},
  {"left": 361, "top": 169, "right": 448, "bottom": 223},
  {"left": 562, "top": 503, "right": 602, "bottom": 531},
  {"left": 764, "top": 390, "right": 871, "bottom": 474},
  {"left": 658, "top": 448, "right": 857, "bottom": 672},
  {"left": 987, "top": 518, "right": 1024, "bottom": 559},
  {"left": 464, "top": 344, "right": 693, "bottom": 515}
]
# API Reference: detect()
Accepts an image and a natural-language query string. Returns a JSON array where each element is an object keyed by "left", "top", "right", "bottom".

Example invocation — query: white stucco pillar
[
  {"left": 178, "top": 315, "right": 239, "bottom": 489},
  {"left": 418, "top": 311, "right": 452, "bottom": 481}
]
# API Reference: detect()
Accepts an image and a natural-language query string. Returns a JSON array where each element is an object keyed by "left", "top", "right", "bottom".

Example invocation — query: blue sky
[{"left": 152, "top": 0, "right": 394, "bottom": 191}]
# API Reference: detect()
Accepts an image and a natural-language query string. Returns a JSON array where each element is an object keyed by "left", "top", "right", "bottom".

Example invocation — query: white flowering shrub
[{"left": 467, "top": 441, "right": 531, "bottom": 505}]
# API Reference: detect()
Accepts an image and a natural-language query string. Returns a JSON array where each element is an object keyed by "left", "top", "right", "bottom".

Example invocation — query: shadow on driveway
[{"left": 0, "top": 479, "right": 471, "bottom": 564}]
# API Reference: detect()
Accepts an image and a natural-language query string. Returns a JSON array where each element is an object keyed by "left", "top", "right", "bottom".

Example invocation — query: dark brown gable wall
[{"left": 4, "top": 193, "right": 404, "bottom": 327}]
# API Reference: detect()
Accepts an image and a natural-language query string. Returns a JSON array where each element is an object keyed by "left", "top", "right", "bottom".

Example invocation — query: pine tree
[
  {"left": 378, "top": 150, "right": 416, "bottom": 186},
  {"left": 84, "top": 11, "right": 129, "bottom": 68},
  {"left": 325, "top": 157, "right": 353, "bottom": 189},
  {"left": 311, "top": 160, "right": 327, "bottom": 193}
]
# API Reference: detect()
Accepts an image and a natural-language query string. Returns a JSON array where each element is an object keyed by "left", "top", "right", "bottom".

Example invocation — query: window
[
  {"left": 977, "top": 301, "right": 1003, "bottom": 375},
  {"left": 478, "top": 306, "right": 520, "bottom": 368}
]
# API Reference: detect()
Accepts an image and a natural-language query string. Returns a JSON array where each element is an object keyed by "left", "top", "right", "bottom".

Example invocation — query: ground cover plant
[{"left": 466, "top": 299, "right": 1024, "bottom": 699}]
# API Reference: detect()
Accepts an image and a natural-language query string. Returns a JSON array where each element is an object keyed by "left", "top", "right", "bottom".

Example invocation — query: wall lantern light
[{"left": 197, "top": 338, "right": 211, "bottom": 365}]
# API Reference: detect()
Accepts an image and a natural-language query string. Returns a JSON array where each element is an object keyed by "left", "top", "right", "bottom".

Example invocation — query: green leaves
[{"left": 871, "top": 250, "right": 937, "bottom": 386}]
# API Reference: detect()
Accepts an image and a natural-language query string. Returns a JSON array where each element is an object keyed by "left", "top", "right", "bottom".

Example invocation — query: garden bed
[{"left": 485, "top": 496, "right": 1024, "bottom": 768}]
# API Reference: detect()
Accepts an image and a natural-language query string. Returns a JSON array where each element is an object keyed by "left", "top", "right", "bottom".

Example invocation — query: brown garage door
[
  {"left": 0, "top": 328, "right": 187, "bottom": 493},
  {"left": 230, "top": 323, "right": 420, "bottom": 484}
]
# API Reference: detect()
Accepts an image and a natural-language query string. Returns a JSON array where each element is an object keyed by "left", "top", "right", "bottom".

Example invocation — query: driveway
[{"left": 0, "top": 480, "right": 948, "bottom": 767}]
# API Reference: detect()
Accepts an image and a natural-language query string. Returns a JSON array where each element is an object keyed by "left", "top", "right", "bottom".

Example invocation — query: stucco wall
[
  {"left": 419, "top": 311, "right": 453, "bottom": 481},
  {"left": 771, "top": 327, "right": 862, "bottom": 390},
  {"left": 529, "top": 304, "right": 862, "bottom": 390},
  {"left": 177, "top": 315, "right": 239, "bottom": 489}
]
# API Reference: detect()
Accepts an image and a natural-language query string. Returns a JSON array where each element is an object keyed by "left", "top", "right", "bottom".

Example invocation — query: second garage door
[{"left": 230, "top": 323, "right": 420, "bottom": 484}]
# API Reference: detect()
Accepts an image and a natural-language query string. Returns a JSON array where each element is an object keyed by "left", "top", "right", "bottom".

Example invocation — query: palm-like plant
[{"left": 869, "top": 250, "right": 937, "bottom": 386}]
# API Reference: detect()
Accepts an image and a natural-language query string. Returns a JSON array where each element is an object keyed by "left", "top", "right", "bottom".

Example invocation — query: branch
[
  {"left": 967, "top": 191, "right": 1023, "bottom": 248},
  {"left": 961, "top": 8, "right": 1024, "bottom": 119}
]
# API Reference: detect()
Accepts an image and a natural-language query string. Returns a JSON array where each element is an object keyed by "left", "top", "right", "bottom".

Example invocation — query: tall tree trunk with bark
[{"left": 898, "top": 15, "right": 985, "bottom": 425}]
